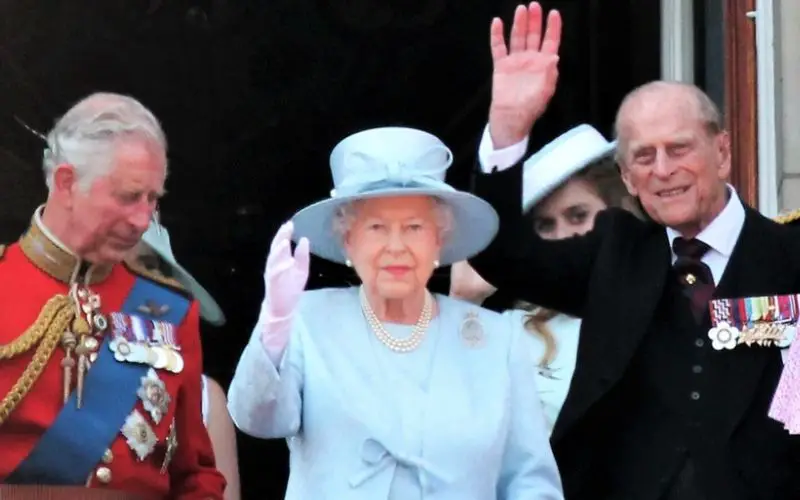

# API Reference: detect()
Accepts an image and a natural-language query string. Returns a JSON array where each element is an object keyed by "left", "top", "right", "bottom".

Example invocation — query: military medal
[
  {"left": 155, "top": 321, "right": 181, "bottom": 351},
  {"left": 155, "top": 321, "right": 184, "bottom": 373},
  {"left": 150, "top": 346, "right": 169, "bottom": 370},
  {"left": 110, "top": 336, "right": 149, "bottom": 364},
  {"left": 164, "top": 348, "right": 184, "bottom": 374},
  {"left": 708, "top": 321, "right": 739, "bottom": 350},
  {"left": 707, "top": 298, "right": 739, "bottom": 350},
  {"left": 109, "top": 313, "right": 152, "bottom": 364},
  {"left": 709, "top": 295, "right": 800, "bottom": 349},
  {"left": 109, "top": 312, "right": 184, "bottom": 373}
]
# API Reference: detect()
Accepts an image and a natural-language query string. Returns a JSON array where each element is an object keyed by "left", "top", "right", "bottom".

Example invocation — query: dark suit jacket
[{"left": 469, "top": 164, "right": 800, "bottom": 499}]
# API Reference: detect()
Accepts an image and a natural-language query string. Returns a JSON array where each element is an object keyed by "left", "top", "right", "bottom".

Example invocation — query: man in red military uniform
[{"left": 0, "top": 92, "right": 226, "bottom": 499}]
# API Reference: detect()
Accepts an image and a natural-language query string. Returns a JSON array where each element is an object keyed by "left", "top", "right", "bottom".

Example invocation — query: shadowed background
[{"left": 0, "top": 1, "right": 659, "bottom": 497}]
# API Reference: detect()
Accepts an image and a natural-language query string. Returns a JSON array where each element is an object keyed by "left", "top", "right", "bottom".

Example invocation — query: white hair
[
  {"left": 332, "top": 196, "right": 455, "bottom": 243},
  {"left": 613, "top": 81, "right": 722, "bottom": 166},
  {"left": 43, "top": 92, "right": 167, "bottom": 192}
]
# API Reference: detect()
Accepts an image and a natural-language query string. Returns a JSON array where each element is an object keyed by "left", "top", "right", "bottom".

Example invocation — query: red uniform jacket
[{"left": 0, "top": 238, "right": 226, "bottom": 499}]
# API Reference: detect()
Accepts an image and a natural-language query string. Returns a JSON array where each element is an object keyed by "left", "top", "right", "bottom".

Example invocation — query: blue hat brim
[
  {"left": 140, "top": 245, "right": 227, "bottom": 327},
  {"left": 170, "top": 262, "right": 227, "bottom": 327},
  {"left": 290, "top": 186, "right": 499, "bottom": 266}
]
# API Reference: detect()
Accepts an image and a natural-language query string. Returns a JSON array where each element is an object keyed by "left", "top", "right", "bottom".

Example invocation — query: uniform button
[
  {"left": 96, "top": 466, "right": 112, "bottom": 484},
  {"left": 692, "top": 365, "right": 703, "bottom": 374},
  {"left": 690, "top": 391, "right": 701, "bottom": 401},
  {"left": 695, "top": 338, "right": 705, "bottom": 348},
  {"left": 102, "top": 449, "right": 114, "bottom": 464}
]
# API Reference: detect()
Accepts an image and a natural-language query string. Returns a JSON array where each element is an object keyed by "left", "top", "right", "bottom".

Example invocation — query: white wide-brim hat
[
  {"left": 291, "top": 127, "right": 499, "bottom": 266},
  {"left": 141, "top": 222, "right": 226, "bottom": 326},
  {"left": 522, "top": 124, "right": 617, "bottom": 213}
]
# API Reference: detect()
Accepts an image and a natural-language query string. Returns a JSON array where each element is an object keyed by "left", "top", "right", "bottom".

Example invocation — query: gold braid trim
[
  {"left": 774, "top": 209, "right": 800, "bottom": 225},
  {"left": 0, "top": 295, "right": 75, "bottom": 426}
]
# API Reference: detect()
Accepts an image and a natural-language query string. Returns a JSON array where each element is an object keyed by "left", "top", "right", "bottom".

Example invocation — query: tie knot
[{"left": 672, "top": 237, "right": 711, "bottom": 260}]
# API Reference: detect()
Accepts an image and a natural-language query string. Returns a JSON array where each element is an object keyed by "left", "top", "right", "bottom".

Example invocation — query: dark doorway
[{"left": 0, "top": 1, "right": 659, "bottom": 497}]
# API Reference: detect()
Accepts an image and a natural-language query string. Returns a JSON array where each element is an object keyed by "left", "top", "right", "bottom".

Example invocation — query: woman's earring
[
  {"left": 345, "top": 259, "right": 353, "bottom": 268},
  {"left": 433, "top": 259, "right": 440, "bottom": 269}
]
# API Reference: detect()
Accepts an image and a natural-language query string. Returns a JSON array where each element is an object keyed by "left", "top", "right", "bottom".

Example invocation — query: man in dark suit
[{"left": 465, "top": 3, "right": 800, "bottom": 499}]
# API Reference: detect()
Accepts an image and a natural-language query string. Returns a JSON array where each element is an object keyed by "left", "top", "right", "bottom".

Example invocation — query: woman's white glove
[{"left": 258, "top": 221, "right": 310, "bottom": 363}]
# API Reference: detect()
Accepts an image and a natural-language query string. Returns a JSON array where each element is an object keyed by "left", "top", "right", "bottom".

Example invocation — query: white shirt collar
[
  {"left": 34, "top": 204, "right": 76, "bottom": 256},
  {"left": 665, "top": 184, "right": 745, "bottom": 258}
]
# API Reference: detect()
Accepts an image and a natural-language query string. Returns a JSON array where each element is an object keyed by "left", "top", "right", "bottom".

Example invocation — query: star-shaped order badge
[
  {"left": 708, "top": 321, "right": 740, "bottom": 350},
  {"left": 138, "top": 368, "right": 171, "bottom": 424},
  {"left": 122, "top": 410, "right": 158, "bottom": 461}
]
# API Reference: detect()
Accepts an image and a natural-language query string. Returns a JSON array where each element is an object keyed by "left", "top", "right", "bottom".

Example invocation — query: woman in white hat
[
  {"left": 134, "top": 225, "right": 241, "bottom": 500},
  {"left": 227, "top": 127, "right": 563, "bottom": 499},
  {"left": 450, "top": 124, "right": 641, "bottom": 433}
]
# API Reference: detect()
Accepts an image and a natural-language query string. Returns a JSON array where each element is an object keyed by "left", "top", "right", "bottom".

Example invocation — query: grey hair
[
  {"left": 43, "top": 92, "right": 167, "bottom": 191},
  {"left": 332, "top": 197, "right": 455, "bottom": 244},
  {"left": 613, "top": 81, "right": 723, "bottom": 165}
]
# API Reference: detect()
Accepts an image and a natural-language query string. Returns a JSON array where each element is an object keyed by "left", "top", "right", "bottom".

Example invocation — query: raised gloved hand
[{"left": 258, "top": 221, "right": 310, "bottom": 363}]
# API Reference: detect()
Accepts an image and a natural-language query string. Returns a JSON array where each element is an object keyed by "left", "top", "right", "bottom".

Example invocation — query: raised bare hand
[{"left": 488, "top": 2, "right": 562, "bottom": 149}]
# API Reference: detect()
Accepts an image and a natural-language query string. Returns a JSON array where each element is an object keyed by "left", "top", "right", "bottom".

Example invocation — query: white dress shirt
[
  {"left": 477, "top": 125, "right": 529, "bottom": 174},
  {"left": 665, "top": 191, "right": 745, "bottom": 285}
]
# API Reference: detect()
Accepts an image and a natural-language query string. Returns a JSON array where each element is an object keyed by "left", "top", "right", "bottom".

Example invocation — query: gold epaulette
[
  {"left": 774, "top": 209, "right": 800, "bottom": 225},
  {"left": 123, "top": 257, "right": 189, "bottom": 296},
  {"left": 0, "top": 244, "right": 5, "bottom": 260}
]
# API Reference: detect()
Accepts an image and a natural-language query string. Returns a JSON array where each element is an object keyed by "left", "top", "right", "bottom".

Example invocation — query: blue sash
[{"left": 5, "top": 277, "right": 191, "bottom": 485}]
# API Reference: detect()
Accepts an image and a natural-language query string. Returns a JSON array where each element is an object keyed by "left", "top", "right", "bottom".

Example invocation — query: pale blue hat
[
  {"left": 141, "top": 222, "right": 226, "bottom": 326},
  {"left": 522, "top": 124, "right": 617, "bottom": 213},
  {"left": 291, "top": 127, "right": 499, "bottom": 266}
]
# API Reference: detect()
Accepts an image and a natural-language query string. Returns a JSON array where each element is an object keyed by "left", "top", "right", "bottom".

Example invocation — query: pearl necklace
[{"left": 359, "top": 287, "right": 433, "bottom": 353}]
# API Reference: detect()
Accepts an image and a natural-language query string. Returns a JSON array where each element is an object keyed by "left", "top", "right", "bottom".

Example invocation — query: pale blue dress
[{"left": 227, "top": 287, "right": 563, "bottom": 500}]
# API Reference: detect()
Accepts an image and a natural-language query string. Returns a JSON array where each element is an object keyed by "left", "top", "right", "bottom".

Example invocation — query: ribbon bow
[
  {"left": 331, "top": 145, "right": 453, "bottom": 198},
  {"left": 348, "top": 437, "right": 452, "bottom": 491}
]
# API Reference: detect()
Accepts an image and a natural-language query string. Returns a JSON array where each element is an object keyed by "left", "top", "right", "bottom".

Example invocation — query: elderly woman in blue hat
[
  {"left": 451, "top": 124, "right": 641, "bottom": 434},
  {"left": 227, "top": 127, "right": 563, "bottom": 499}
]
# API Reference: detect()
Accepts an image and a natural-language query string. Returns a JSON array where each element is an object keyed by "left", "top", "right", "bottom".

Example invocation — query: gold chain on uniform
[{"left": 0, "top": 295, "right": 76, "bottom": 426}]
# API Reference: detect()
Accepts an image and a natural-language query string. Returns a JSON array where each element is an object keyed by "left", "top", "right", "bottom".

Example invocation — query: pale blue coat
[{"left": 227, "top": 287, "right": 563, "bottom": 500}]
